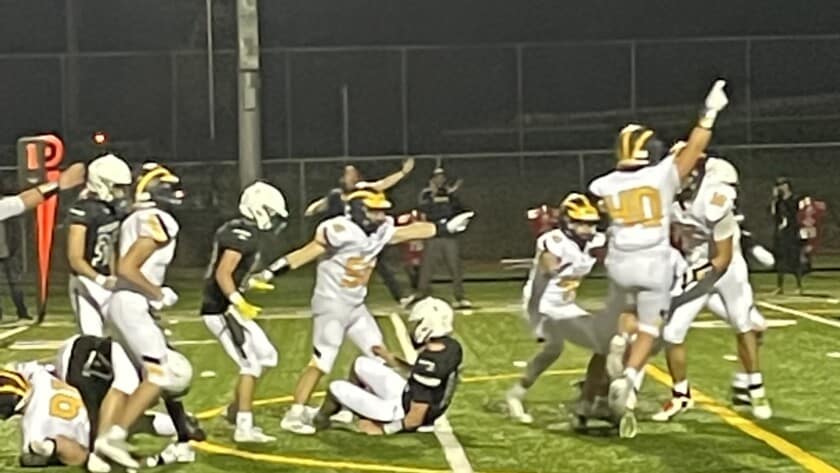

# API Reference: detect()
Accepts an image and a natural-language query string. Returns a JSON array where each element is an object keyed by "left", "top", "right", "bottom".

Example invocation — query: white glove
[
  {"left": 29, "top": 439, "right": 56, "bottom": 457},
  {"left": 94, "top": 274, "right": 118, "bottom": 290},
  {"left": 704, "top": 79, "right": 729, "bottom": 113},
  {"left": 445, "top": 211, "right": 475, "bottom": 234},
  {"left": 151, "top": 287, "right": 179, "bottom": 310}
]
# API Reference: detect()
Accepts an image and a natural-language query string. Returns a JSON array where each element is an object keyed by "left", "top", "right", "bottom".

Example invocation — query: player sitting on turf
[
  {"left": 67, "top": 154, "right": 133, "bottom": 337},
  {"left": 201, "top": 181, "right": 288, "bottom": 443},
  {"left": 253, "top": 188, "right": 474, "bottom": 435},
  {"left": 654, "top": 156, "right": 772, "bottom": 422},
  {"left": 506, "top": 193, "right": 622, "bottom": 425},
  {"left": 588, "top": 79, "right": 729, "bottom": 439},
  {"left": 311, "top": 297, "right": 462, "bottom": 435},
  {"left": 95, "top": 163, "right": 195, "bottom": 470}
]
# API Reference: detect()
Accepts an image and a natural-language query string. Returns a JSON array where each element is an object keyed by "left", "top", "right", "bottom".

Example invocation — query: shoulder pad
[
  {"left": 704, "top": 184, "right": 736, "bottom": 223},
  {"left": 540, "top": 230, "right": 567, "bottom": 257},
  {"left": 318, "top": 216, "right": 358, "bottom": 248},
  {"left": 139, "top": 209, "right": 179, "bottom": 243}
]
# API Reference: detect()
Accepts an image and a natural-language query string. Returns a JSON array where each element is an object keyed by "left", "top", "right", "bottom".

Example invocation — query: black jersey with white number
[
  {"left": 402, "top": 336, "right": 463, "bottom": 427},
  {"left": 200, "top": 218, "right": 260, "bottom": 315},
  {"left": 67, "top": 197, "right": 121, "bottom": 275}
]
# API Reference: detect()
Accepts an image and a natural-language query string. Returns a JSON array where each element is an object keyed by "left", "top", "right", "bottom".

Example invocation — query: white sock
[
  {"left": 106, "top": 425, "right": 128, "bottom": 441},
  {"left": 623, "top": 367, "right": 638, "bottom": 384},
  {"left": 748, "top": 372, "right": 764, "bottom": 387},
  {"left": 152, "top": 412, "right": 177, "bottom": 436},
  {"left": 236, "top": 411, "right": 253, "bottom": 430},
  {"left": 732, "top": 372, "right": 749, "bottom": 389},
  {"left": 509, "top": 382, "right": 527, "bottom": 399},
  {"left": 289, "top": 403, "right": 304, "bottom": 417},
  {"left": 673, "top": 380, "right": 689, "bottom": 396},
  {"left": 633, "top": 370, "right": 646, "bottom": 391}
]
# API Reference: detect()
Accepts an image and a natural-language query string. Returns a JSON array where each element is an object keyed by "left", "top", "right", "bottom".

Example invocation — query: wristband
[
  {"left": 698, "top": 108, "right": 718, "bottom": 130},
  {"left": 266, "top": 257, "right": 291, "bottom": 278},
  {"left": 36, "top": 182, "right": 59, "bottom": 198},
  {"left": 229, "top": 291, "right": 245, "bottom": 305},
  {"left": 382, "top": 420, "right": 404, "bottom": 435}
]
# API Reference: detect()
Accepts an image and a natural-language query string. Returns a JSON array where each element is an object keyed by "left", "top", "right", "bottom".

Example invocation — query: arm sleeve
[
  {"left": 704, "top": 185, "right": 737, "bottom": 224},
  {"left": 0, "top": 196, "right": 25, "bottom": 222}
]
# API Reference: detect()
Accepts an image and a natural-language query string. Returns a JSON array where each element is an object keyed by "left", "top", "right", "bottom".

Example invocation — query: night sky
[{"left": 1, "top": 0, "right": 840, "bottom": 53}]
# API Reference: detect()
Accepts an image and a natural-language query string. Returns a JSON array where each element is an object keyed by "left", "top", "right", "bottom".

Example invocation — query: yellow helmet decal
[
  {"left": 135, "top": 166, "right": 180, "bottom": 200},
  {"left": 346, "top": 189, "right": 392, "bottom": 210},
  {"left": 561, "top": 193, "right": 600, "bottom": 222}
]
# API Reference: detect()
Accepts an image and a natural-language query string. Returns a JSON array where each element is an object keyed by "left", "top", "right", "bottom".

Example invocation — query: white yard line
[
  {"left": 757, "top": 301, "right": 840, "bottom": 329},
  {"left": 0, "top": 325, "right": 32, "bottom": 342},
  {"left": 388, "top": 312, "right": 474, "bottom": 473}
]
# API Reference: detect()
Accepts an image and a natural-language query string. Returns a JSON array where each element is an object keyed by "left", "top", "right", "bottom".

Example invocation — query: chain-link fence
[{"left": 3, "top": 35, "right": 840, "bottom": 161}]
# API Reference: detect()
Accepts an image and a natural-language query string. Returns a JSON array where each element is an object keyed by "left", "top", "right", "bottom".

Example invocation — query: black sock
[{"left": 164, "top": 398, "right": 191, "bottom": 443}]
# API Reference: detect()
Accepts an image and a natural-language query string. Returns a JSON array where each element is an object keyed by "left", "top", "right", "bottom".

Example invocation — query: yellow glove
[
  {"left": 247, "top": 276, "right": 275, "bottom": 292},
  {"left": 230, "top": 292, "right": 262, "bottom": 320}
]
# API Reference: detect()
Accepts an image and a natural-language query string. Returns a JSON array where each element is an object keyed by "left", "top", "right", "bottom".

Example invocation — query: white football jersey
[
  {"left": 313, "top": 215, "right": 396, "bottom": 307},
  {"left": 522, "top": 229, "right": 603, "bottom": 319},
  {"left": 119, "top": 207, "right": 179, "bottom": 286},
  {"left": 17, "top": 363, "right": 90, "bottom": 452},
  {"left": 589, "top": 155, "right": 681, "bottom": 252},
  {"left": 671, "top": 169, "right": 740, "bottom": 265}
]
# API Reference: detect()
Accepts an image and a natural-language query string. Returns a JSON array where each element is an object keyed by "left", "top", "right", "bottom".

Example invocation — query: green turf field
[{"left": 2, "top": 268, "right": 840, "bottom": 473}]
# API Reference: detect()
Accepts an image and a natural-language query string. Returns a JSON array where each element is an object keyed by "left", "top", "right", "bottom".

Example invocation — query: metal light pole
[{"left": 236, "top": 0, "right": 262, "bottom": 188}]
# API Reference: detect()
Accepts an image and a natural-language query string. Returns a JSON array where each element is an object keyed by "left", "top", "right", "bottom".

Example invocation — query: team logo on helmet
[{"left": 615, "top": 124, "right": 666, "bottom": 169}]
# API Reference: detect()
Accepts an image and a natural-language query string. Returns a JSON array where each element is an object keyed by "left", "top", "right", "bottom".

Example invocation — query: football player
[
  {"left": 254, "top": 188, "right": 474, "bottom": 434},
  {"left": 67, "top": 154, "right": 132, "bottom": 336},
  {"left": 0, "top": 365, "right": 90, "bottom": 468},
  {"left": 95, "top": 163, "right": 194, "bottom": 469},
  {"left": 506, "top": 193, "right": 619, "bottom": 424},
  {"left": 654, "top": 157, "right": 772, "bottom": 422},
  {"left": 588, "top": 79, "right": 729, "bottom": 438},
  {"left": 312, "top": 297, "right": 462, "bottom": 435},
  {"left": 201, "top": 181, "right": 288, "bottom": 443}
]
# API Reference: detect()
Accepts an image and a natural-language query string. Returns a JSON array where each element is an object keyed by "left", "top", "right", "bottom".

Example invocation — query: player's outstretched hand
[
  {"left": 704, "top": 80, "right": 728, "bottom": 114},
  {"left": 58, "top": 162, "right": 87, "bottom": 190},
  {"left": 232, "top": 292, "right": 262, "bottom": 319},
  {"left": 247, "top": 276, "right": 275, "bottom": 292},
  {"left": 446, "top": 211, "right": 475, "bottom": 234}
]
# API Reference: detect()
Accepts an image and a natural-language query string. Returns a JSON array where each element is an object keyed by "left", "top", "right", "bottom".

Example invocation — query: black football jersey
[
  {"left": 402, "top": 337, "right": 463, "bottom": 427},
  {"left": 67, "top": 197, "right": 122, "bottom": 275},
  {"left": 200, "top": 218, "right": 260, "bottom": 315},
  {"left": 323, "top": 188, "right": 347, "bottom": 220}
]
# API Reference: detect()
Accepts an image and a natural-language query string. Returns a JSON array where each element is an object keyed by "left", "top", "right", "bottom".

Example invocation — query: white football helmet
[
  {"left": 705, "top": 157, "right": 739, "bottom": 185},
  {"left": 408, "top": 297, "right": 454, "bottom": 346},
  {"left": 86, "top": 154, "right": 132, "bottom": 202},
  {"left": 239, "top": 181, "right": 289, "bottom": 231}
]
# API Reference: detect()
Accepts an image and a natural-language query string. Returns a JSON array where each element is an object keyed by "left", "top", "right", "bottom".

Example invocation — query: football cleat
[
  {"left": 505, "top": 389, "right": 533, "bottom": 424},
  {"left": 751, "top": 397, "right": 773, "bottom": 420},
  {"left": 652, "top": 392, "right": 694, "bottom": 422},
  {"left": 234, "top": 426, "right": 276, "bottom": 443},
  {"left": 281, "top": 411, "right": 316, "bottom": 435},
  {"left": 145, "top": 442, "right": 195, "bottom": 467},
  {"left": 619, "top": 410, "right": 638, "bottom": 439},
  {"left": 94, "top": 435, "right": 139, "bottom": 470}
]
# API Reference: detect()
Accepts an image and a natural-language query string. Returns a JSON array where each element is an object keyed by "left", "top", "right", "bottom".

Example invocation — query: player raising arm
[
  {"left": 588, "top": 79, "right": 729, "bottom": 438},
  {"left": 253, "top": 188, "right": 473, "bottom": 435},
  {"left": 0, "top": 161, "right": 86, "bottom": 222}
]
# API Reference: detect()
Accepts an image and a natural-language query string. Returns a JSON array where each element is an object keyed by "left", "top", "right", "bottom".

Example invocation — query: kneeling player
[
  {"left": 656, "top": 157, "right": 771, "bottom": 422},
  {"left": 506, "top": 193, "right": 617, "bottom": 424},
  {"left": 313, "top": 297, "right": 462, "bottom": 434},
  {"left": 95, "top": 164, "right": 194, "bottom": 469},
  {"left": 201, "top": 181, "right": 288, "bottom": 443}
]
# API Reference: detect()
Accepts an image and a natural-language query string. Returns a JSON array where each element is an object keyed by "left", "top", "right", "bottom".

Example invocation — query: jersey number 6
[{"left": 49, "top": 379, "right": 83, "bottom": 420}]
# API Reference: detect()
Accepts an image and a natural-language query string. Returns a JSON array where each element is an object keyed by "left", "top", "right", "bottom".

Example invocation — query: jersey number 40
[{"left": 604, "top": 186, "right": 663, "bottom": 227}]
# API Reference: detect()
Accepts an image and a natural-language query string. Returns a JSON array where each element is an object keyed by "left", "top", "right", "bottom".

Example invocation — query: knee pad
[
  {"left": 256, "top": 343, "right": 278, "bottom": 370},
  {"left": 148, "top": 350, "right": 193, "bottom": 397},
  {"left": 638, "top": 322, "right": 661, "bottom": 338}
]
